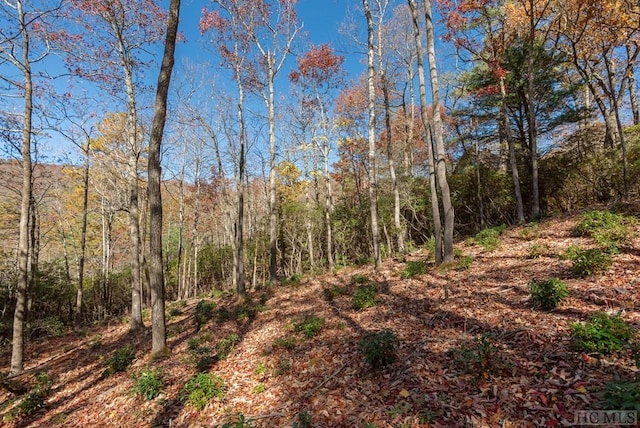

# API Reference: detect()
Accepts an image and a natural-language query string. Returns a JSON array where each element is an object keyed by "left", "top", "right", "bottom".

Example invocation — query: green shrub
[
  {"left": 527, "top": 242, "right": 550, "bottom": 259},
  {"left": 252, "top": 383, "right": 265, "bottom": 394},
  {"left": 16, "top": 371, "right": 53, "bottom": 416},
  {"left": 561, "top": 244, "right": 582, "bottom": 261},
  {"left": 106, "top": 344, "right": 135, "bottom": 376},
  {"left": 293, "top": 410, "right": 313, "bottom": 428},
  {"left": 528, "top": 278, "right": 569, "bottom": 310},
  {"left": 570, "top": 248, "right": 613, "bottom": 278},
  {"left": 402, "top": 260, "right": 427, "bottom": 279},
  {"left": 217, "top": 307, "right": 232, "bottom": 322},
  {"left": 473, "top": 225, "right": 506, "bottom": 251},
  {"left": 274, "top": 357, "right": 292, "bottom": 375},
  {"left": 600, "top": 380, "right": 640, "bottom": 411},
  {"left": 456, "top": 255, "right": 474, "bottom": 271},
  {"left": 323, "top": 284, "right": 348, "bottom": 300},
  {"left": 449, "top": 334, "right": 506, "bottom": 379},
  {"left": 31, "top": 317, "right": 65, "bottom": 338},
  {"left": 571, "top": 210, "right": 636, "bottom": 253},
  {"left": 181, "top": 373, "right": 225, "bottom": 410},
  {"left": 360, "top": 329, "right": 396, "bottom": 369},
  {"left": 89, "top": 333, "right": 103, "bottom": 350},
  {"left": 272, "top": 336, "right": 297, "bottom": 350},
  {"left": 194, "top": 300, "right": 216, "bottom": 329},
  {"left": 351, "top": 273, "right": 369, "bottom": 284},
  {"left": 283, "top": 273, "right": 303, "bottom": 286},
  {"left": 519, "top": 222, "right": 540, "bottom": 240},
  {"left": 293, "top": 314, "right": 325, "bottom": 338},
  {"left": 132, "top": 368, "right": 163, "bottom": 400},
  {"left": 216, "top": 333, "right": 239, "bottom": 359},
  {"left": 221, "top": 413, "right": 254, "bottom": 428},
  {"left": 571, "top": 312, "right": 635, "bottom": 355},
  {"left": 352, "top": 284, "right": 379, "bottom": 310},
  {"left": 168, "top": 307, "right": 182, "bottom": 317}
]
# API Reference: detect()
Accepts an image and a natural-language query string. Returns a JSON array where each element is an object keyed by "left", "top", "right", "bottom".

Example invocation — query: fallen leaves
[{"left": 1, "top": 213, "right": 639, "bottom": 427}]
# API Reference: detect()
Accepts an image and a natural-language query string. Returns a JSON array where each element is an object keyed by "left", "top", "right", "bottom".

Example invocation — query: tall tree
[
  {"left": 422, "top": 0, "right": 455, "bottom": 262},
  {"left": 201, "top": 0, "right": 259, "bottom": 296},
  {"left": 243, "top": 0, "right": 301, "bottom": 284},
  {"left": 289, "top": 44, "right": 345, "bottom": 270},
  {"left": 147, "top": 0, "right": 180, "bottom": 358},
  {"left": 363, "top": 0, "right": 381, "bottom": 269},
  {"left": 0, "top": 0, "right": 61, "bottom": 376},
  {"left": 552, "top": 0, "right": 640, "bottom": 199},
  {"left": 407, "top": 0, "right": 443, "bottom": 263},
  {"left": 67, "top": 0, "right": 167, "bottom": 331},
  {"left": 442, "top": 0, "right": 525, "bottom": 223}
]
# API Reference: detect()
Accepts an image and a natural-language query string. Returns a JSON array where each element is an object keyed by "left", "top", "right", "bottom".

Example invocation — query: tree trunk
[
  {"left": 118, "top": 38, "right": 143, "bottom": 332},
  {"left": 147, "top": 0, "right": 180, "bottom": 358},
  {"left": 408, "top": 0, "right": 442, "bottom": 264},
  {"left": 10, "top": 0, "right": 33, "bottom": 376},
  {"left": 235, "top": 72, "right": 247, "bottom": 297},
  {"left": 500, "top": 77, "right": 525, "bottom": 223},
  {"left": 363, "top": 0, "right": 381, "bottom": 270},
  {"left": 526, "top": 0, "right": 540, "bottom": 218},
  {"left": 423, "top": 0, "right": 454, "bottom": 263},
  {"left": 76, "top": 141, "right": 91, "bottom": 327},
  {"left": 627, "top": 44, "right": 639, "bottom": 125},
  {"left": 267, "top": 60, "right": 278, "bottom": 284}
]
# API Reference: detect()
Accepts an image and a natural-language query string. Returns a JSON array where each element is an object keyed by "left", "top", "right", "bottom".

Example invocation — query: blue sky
[{"left": 175, "top": 0, "right": 364, "bottom": 78}]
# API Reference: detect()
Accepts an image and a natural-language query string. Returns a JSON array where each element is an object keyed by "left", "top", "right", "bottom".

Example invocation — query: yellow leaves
[{"left": 399, "top": 389, "right": 410, "bottom": 398}]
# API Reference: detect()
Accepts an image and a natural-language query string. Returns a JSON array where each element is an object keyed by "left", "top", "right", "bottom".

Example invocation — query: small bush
[
  {"left": 528, "top": 278, "right": 569, "bottom": 310},
  {"left": 527, "top": 242, "right": 551, "bottom": 259},
  {"left": 132, "top": 368, "right": 163, "bottom": 400},
  {"left": 323, "top": 284, "right": 348, "bottom": 300},
  {"left": 181, "top": 373, "right": 225, "bottom": 410},
  {"left": 217, "top": 307, "right": 232, "bottom": 322},
  {"left": 89, "top": 333, "right": 102, "bottom": 350},
  {"left": 456, "top": 255, "right": 474, "bottom": 271},
  {"left": 293, "top": 314, "right": 325, "bottom": 338},
  {"left": 561, "top": 244, "right": 582, "bottom": 261},
  {"left": 402, "top": 260, "right": 427, "bottom": 279},
  {"left": 168, "top": 307, "right": 182, "bottom": 317},
  {"left": 352, "top": 284, "right": 379, "bottom": 310},
  {"left": 274, "top": 357, "right": 292, "bottom": 375},
  {"left": 519, "top": 222, "right": 540, "bottom": 240},
  {"left": 31, "top": 317, "right": 65, "bottom": 338},
  {"left": 221, "top": 413, "right": 254, "bottom": 428},
  {"left": 473, "top": 225, "right": 506, "bottom": 251},
  {"left": 293, "top": 410, "right": 313, "bottom": 428},
  {"left": 216, "top": 333, "right": 239, "bottom": 359},
  {"left": 16, "top": 371, "right": 53, "bottom": 416},
  {"left": 360, "top": 329, "right": 396, "bottom": 369},
  {"left": 571, "top": 312, "right": 635, "bottom": 355},
  {"left": 272, "top": 336, "right": 297, "bottom": 350},
  {"left": 106, "top": 344, "right": 135, "bottom": 376},
  {"left": 570, "top": 248, "right": 613, "bottom": 278},
  {"left": 571, "top": 210, "right": 636, "bottom": 252},
  {"left": 450, "top": 334, "right": 506, "bottom": 379},
  {"left": 252, "top": 383, "right": 265, "bottom": 394},
  {"left": 194, "top": 300, "right": 216, "bottom": 329},
  {"left": 600, "top": 380, "right": 640, "bottom": 411},
  {"left": 283, "top": 273, "right": 303, "bottom": 286},
  {"left": 351, "top": 273, "right": 369, "bottom": 284}
]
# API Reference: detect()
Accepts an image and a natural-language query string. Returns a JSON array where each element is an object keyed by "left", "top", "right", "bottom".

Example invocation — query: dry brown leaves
[{"left": 1, "top": 212, "right": 639, "bottom": 427}]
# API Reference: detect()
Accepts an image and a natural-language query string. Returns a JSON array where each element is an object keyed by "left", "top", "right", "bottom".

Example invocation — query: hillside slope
[{"left": 1, "top": 211, "right": 639, "bottom": 427}]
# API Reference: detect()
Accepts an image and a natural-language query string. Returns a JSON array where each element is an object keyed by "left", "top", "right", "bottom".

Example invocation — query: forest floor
[{"left": 1, "top": 208, "right": 640, "bottom": 427}]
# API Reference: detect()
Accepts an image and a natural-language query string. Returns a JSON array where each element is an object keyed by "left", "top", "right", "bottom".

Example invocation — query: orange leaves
[{"left": 290, "top": 44, "right": 345, "bottom": 87}]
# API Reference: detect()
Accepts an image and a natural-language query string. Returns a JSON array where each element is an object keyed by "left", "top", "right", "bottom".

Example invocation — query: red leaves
[
  {"left": 290, "top": 44, "right": 344, "bottom": 86},
  {"left": 199, "top": 7, "right": 228, "bottom": 35}
]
